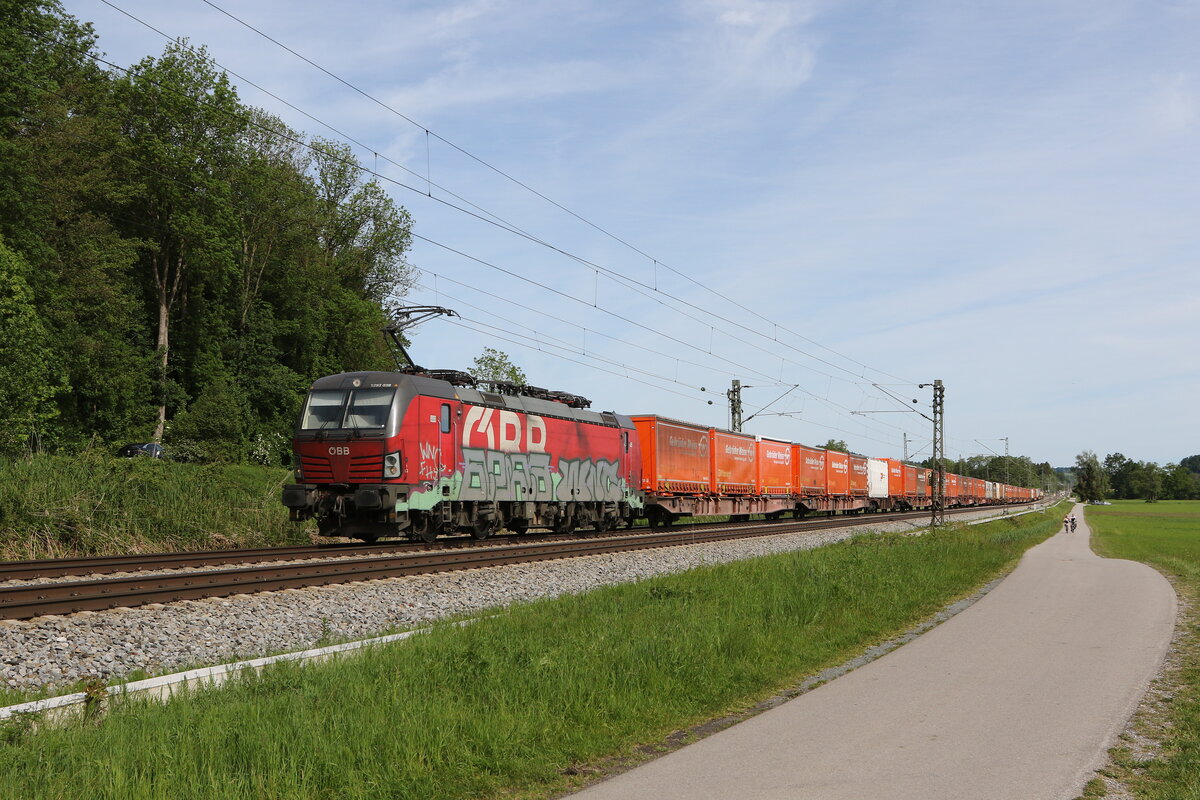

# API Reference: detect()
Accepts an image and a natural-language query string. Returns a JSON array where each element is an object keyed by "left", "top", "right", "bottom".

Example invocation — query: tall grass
[
  {"left": 1087, "top": 500, "right": 1200, "bottom": 798},
  {"left": 0, "top": 505, "right": 1061, "bottom": 800},
  {"left": 0, "top": 454, "right": 310, "bottom": 559}
]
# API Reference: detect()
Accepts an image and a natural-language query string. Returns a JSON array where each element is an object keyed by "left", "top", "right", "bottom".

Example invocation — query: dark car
[{"left": 117, "top": 442, "right": 165, "bottom": 459}]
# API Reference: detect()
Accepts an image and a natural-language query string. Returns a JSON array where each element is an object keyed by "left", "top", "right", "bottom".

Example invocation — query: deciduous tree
[
  {"left": 471, "top": 348, "right": 527, "bottom": 386},
  {"left": 1074, "top": 450, "right": 1110, "bottom": 502}
]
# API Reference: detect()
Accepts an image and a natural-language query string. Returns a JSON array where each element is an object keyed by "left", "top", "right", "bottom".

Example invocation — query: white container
[{"left": 867, "top": 458, "right": 889, "bottom": 499}]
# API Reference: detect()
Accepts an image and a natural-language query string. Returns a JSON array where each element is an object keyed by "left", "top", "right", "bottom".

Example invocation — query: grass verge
[
  {"left": 1086, "top": 500, "right": 1200, "bottom": 798},
  {"left": 0, "top": 505, "right": 1060, "bottom": 799},
  {"left": 0, "top": 454, "right": 310, "bottom": 560}
]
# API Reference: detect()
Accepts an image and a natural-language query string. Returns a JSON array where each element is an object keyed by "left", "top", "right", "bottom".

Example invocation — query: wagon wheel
[
  {"left": 593, "top": 515, "right": 611, "bottom": 534},
  {"left": 553, "top": 514, "right": 577, "bottom": 535},
  {"left": 506, "top": 519, "right": 529, "bottom": 535}
]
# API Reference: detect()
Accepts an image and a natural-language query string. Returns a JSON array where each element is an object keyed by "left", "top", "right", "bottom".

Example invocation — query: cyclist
[
  {"left": 1069, "top": 513, "right": 1077, "bottom": 532},
  {"left": 1063, "top": 515, "right": 1070, "bottom": 533}
]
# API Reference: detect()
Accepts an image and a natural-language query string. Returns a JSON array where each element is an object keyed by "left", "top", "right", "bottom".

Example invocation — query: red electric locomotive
[{"left": 282, "top": 370, "right": 643, "bottom": 541}]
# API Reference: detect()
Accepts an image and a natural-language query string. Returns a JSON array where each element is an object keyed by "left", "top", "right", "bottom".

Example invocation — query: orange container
[
  {"left": 917, "top": 468, "right": 928, "bottom": 498},
  {"left": 630, "top": 416, "right": 710, "bottom": 494},
  {"left": 793, "top": 445, "right": 826, "bottom": 495},
  {"left": 710, "top": 429, "right": 757, "bottom": 495},
  {"left": 756, "top": 438, "right": 793, "bottom": 496},
  {"left": 849, "top": 455, "right": 869, "bottom": 496},
  {"left": 885, "top": 459, "right": 904, "bottom": 497},
  {"left": 825, "top": 450, "right": 850, "bottom": 495},
  {"left": 903, "top": 464, "right": 918, "bottom": 497}
]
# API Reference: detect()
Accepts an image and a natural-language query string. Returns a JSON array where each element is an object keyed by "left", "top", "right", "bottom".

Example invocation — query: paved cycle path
[{"left": 572, "top": 505, "right": 1176, "bottom": 800}]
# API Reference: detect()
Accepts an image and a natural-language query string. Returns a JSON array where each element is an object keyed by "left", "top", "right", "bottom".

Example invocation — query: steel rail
[
  {"left": 0, "top": 505, "right": 1030, "bottom": 620},
  {"left": 0, "top": 505, "right": 1011, "bottom": 581},
  {"left": 0, "top": 542, "right": 409, "bottom": 581}
]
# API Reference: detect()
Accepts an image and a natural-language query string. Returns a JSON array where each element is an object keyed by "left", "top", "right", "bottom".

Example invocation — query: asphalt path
[{"left": 572, "top": 505, "right": 1176, "bottom": 800}]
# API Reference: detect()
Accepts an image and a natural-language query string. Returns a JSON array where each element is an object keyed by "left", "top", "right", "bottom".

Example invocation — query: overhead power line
[
  {"left": 192, "top": 0, "right": 915, "bottom": 387},
  {"left": 84, "top": 3, "right": 909, "bottom": 396},
  {"left": 29, "top": 22, "right": 935, "bottom": 452}
]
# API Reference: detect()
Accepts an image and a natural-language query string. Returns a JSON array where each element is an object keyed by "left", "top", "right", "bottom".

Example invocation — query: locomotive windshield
[{"left": 300, "top": 388, "right": 396, "bottom": 431}]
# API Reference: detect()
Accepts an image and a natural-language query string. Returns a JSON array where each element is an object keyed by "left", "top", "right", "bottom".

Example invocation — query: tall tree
[
  {"left": 1074, "top": 450, "right": 1110, "bottom": 502},
  {"left": 822, "top": 439, "right": 849, "bottom": 453},
  {"left": 1164, "top": 464, "right": 1199, "bottom": 500},
  {"left": 115, "top": 40, "right": 246, "bottom": 442}
]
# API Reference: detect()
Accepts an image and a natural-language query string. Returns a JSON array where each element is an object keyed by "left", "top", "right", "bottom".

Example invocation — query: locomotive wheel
[
  {"left": 472, "top": 517, "right": 498, "bottom": 540},
  {"left": 411, "top": 513, "right": 438, "bottom": 544}
]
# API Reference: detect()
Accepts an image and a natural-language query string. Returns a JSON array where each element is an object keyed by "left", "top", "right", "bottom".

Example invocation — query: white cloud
[{"left": 1146, "top": 72, "right": 1198, "bottom": 134}]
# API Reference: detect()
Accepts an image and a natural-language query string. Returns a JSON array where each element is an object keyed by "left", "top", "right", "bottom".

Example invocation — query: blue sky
[{"left": 65, "top": 0, "right": 1199, "bottom": 469}]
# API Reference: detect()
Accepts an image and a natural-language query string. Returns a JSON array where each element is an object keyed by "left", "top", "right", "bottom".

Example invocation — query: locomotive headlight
[{"left": 383, "top": 451, "right": 402, "bottom": 479}]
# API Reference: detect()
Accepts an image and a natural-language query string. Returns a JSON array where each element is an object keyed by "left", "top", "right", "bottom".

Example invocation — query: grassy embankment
[
  {"left": 0, "top": 455, "right": 309, "bottom": 560},
  {"left": 0, "top": 503, "right": 1063, "bottom": 800},
  {"left": 1085, "top": 500, "right": 1200, "bottom": 798}
]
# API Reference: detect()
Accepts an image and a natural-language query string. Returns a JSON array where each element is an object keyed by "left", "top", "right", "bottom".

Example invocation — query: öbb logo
[{"left": 462, "top": 406, "right": 548, "bottom": 453}]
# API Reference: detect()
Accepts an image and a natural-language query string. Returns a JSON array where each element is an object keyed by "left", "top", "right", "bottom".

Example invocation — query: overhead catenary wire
[
  {"left": 412, "top": 273, "right": 754, "bottom": 383},
  {"left": 66, "top": 7, "right": 908, "bottom": 399},
  {"left": 17, "top": 61, "right": 933, "bottom": 456},
  {"left": 62, "top": 7, "right": 932, "bottom": 433},
  {"left": 186, "top": 0, "right": 917, "bottom": 387},
  {"left": 28, "top": 21, "right": 937, "bottom": 453}
]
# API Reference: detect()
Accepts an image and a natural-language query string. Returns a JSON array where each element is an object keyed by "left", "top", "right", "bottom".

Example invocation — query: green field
[
  {"left": 0, "top": 505, "right": 1062, "bottom": 800},
  {"left": 1087, "top": 500, "right": 1200, "bottom": 798}
]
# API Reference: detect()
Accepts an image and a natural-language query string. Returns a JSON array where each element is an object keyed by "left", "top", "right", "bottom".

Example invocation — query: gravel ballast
[{"left": 1, "top": 510, "right": 1012, "bottom": 694}]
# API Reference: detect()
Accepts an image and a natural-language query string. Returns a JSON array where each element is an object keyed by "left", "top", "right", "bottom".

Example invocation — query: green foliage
[
  {"left": 165, "top": 374, "right": 246, "bottom": 463},
  {"left": 471, "top": 347, "right": 528, "bottom": 386},
  {"left": 0, "top": 454, "right": 308, "bottom": 560},
  {"left": 1074, "top": 450, "right": 1110, "bottom": 502},
  {"left": 0, "top": 237, "right": 62, "bottom": 454},
  {"left": 821, "top": 438, "right": 849, "bottom": 453},
  {"left": 0, "top": 10, "right": 415, "bottom": 460},
  {"left": 1104, "top": 453, "right": 1197, "bottom": 501},
  {"left": 0, "top": 508, "right": 1058, "bottom": 798}
]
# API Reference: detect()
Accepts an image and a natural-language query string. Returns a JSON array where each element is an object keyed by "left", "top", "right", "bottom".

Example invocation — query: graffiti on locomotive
[{"left": 455, "top": 406, "right": 628, "bottom": 503}]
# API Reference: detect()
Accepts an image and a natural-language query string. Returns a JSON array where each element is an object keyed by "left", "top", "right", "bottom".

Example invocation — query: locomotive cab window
[
  {"left": 300, "top": 390, "right": 348, "bottom": 430},
  {"left": 345, "top": 388, "right": 395, "bottom": 429},
  {"left": 440, "top": 404, "right": 451, "bottom": 434},
  {"left": 300, "top": 388, "right": 395, "bottom": 430}
]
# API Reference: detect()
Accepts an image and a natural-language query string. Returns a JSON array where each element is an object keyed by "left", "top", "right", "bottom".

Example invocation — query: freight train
[{"left": 282, "top": 370, "right": 1040, "bottom": 541}]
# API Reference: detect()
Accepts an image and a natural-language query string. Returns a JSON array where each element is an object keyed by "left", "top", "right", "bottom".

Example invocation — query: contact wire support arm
[{"left": 383, "top": 305, "right": 458, "bottom": 371}]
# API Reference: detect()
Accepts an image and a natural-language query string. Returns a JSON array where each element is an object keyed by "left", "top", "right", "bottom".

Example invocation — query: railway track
[{"left": 0, "top": 505, "right": 1029, "bottom": 620}]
